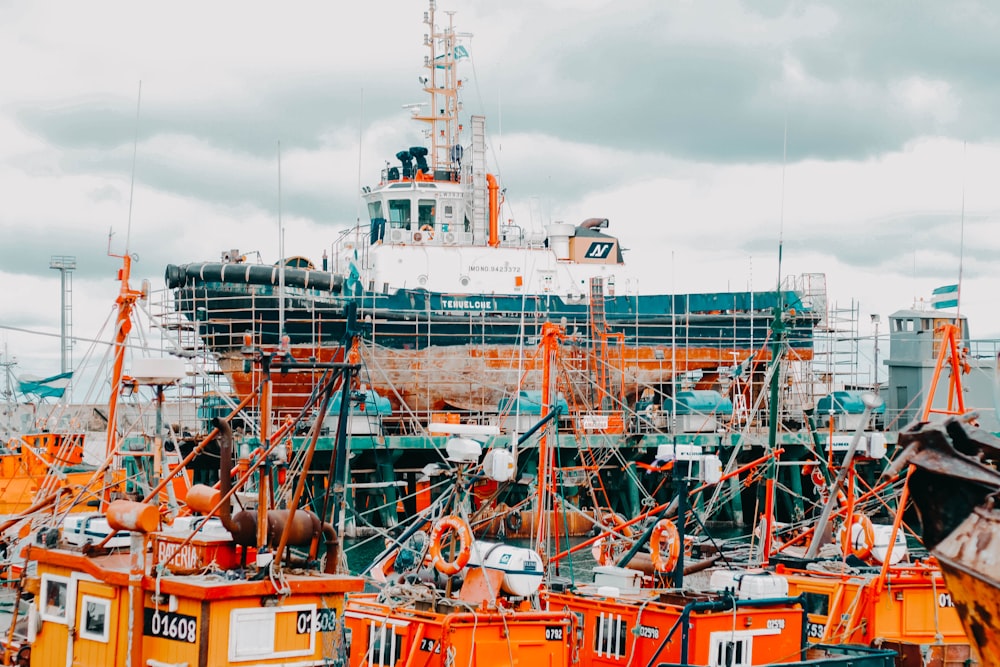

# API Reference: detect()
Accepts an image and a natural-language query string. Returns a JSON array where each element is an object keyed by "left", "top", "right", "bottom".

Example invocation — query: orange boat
[
  {"left": 754, "top": 320, "right": 979, "bottom": 666},
  {"left": 0, "top": 432, "right": 107, "bottom": 516},
  {"left": 899, "top": 414, "right": 1000, "bottom": 666},
  {"left": 777, "top": 561, "right": 974, "bottom": 665},
  {"left": 8, "top": 359, "right": 367, "bottom": 667},
  {"left": 345, "top": 595, "right": 578, "bottom": 667},
  {"left": 543, "top": 575, "right": 808, "bottom": 666}
]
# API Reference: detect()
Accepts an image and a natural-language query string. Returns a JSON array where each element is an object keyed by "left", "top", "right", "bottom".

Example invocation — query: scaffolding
[{"left": 812, "top": 300, "right": 861, "bottom": 397}]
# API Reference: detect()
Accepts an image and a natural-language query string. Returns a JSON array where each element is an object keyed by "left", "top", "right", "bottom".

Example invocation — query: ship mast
[{"left": 415, "top": 1, "right": 465, "bottom": 175}]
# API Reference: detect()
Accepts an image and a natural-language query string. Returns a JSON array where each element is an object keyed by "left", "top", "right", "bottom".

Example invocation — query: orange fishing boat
[
  {"left": 889, "top": 319, "right": 1000, "bottom": 666},
  {"left": 0, "top": 432, "right": 105, "bottom": 516},
  {"left": 3, "top": 326, "right": 368, "bottom": 666},
  {"left": 761, "top": 320, "right": 979, "bottom": 666}
]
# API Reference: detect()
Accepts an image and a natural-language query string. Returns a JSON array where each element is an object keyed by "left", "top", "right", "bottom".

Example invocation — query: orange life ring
[
  {"left": 649, "top": 518, "right": 680, "bottom": 573},
  {"left": 842, "top": 514, "right": 875, "bottom": 560},
  {"left": 591, "top": 512, "right": 632, "bottom": 566},
  {"left": 419, "top": 224, "right": 435, "bottom": 239},
  {"left": 428, "top": 515, "right": 472, "bottom": 575},
  {"left": 810, "top": 467, "right": 826, "bottom": 488}
]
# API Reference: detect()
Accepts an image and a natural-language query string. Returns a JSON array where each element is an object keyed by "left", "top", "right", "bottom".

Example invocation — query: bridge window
[
  {"left": 367, "top": 200, "right": 384, "bottom": 222},
  {"left": 388, "top": 199, "right": 411, "bottom": 229},
  {"left": 418, "top": 199, "right": 436, "bottom": 228}
]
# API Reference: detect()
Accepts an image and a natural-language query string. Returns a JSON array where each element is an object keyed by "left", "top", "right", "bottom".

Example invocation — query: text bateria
[
  {"left": 297, "top": 608, "right": 338, "bottom": 634},
  {"left": 143, "top": 609, "right": 197, "bottom": 643}
]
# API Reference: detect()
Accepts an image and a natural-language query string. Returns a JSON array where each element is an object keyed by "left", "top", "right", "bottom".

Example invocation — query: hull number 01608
[{"left": 143, "top": 609, "right": 197, "bottom": 643}]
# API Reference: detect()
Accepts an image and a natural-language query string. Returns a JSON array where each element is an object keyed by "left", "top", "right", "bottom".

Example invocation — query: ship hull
[{"left": 168, "top": 263, "right": 818, "bottom": 413}]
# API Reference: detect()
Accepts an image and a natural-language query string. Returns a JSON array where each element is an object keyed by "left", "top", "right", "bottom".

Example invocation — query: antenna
[
  {"left": 956, "top": 140, "right": 966, "bottom": 321},
  {"left": 356, "top": 88, "right": 365, "bottom": 229},
  {"left": 126, "top": 81, "right": 142, "bottom": 255},
  {"left": 776, "top": 117, "right": 787, "bottom": 296},
  {"left": 278, "top": 141, "right": 285, "bottom": 339}
]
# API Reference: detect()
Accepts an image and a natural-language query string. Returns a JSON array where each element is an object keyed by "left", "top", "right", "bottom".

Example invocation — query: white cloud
[{"left": 4, "top": 0, "right": 1000, "bottom": 389}]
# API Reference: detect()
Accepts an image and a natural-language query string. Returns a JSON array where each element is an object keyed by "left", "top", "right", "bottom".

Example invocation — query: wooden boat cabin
[
  {"left": 21, "top": 499, "right": 364, "bottom": 667},
  {"left": 777, "top": 562, "right": 975, "bottom": 666},
  {"left": 542, "top": 567, "right": 808, "bottom": 667}
]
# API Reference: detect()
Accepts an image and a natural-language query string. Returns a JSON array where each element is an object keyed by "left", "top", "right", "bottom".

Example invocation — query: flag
[
  {"left": 18, "top": 371, "right": 73, "bottom": 399},
  {"left": 931, "top": 284, "right": 959, "bottom": 310},
  {"left": 434, "top": 45, "right": 470, "bottom": 68}
]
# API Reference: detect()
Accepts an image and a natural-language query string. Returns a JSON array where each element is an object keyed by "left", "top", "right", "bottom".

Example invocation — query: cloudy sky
[{"left": 2, "top": 0, "right": 999, "bottom": 393}]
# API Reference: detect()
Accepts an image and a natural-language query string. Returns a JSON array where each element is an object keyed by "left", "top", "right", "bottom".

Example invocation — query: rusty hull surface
[
  {"left": 901, "top": 416, "right": 1000, "bottom": 666},
  {"left": 934, "top": 507, "right": 1000, "bottom": 666}
]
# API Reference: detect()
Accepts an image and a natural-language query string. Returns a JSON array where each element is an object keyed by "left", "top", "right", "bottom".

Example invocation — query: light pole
[
  {"left": 870, "top": 313, "right": 881, "bottom": 393},
  {"left": 49, "top": 255, "right": 77, "bottom": 376}
]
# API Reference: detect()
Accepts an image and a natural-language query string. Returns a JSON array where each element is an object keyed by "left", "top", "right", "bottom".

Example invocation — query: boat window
[
  {"left": 713, "top": 637, "right": 751, "bottom": 667},
  {"left": 40, "top": 574, "right": 71, "bottom": 624},
  {"left": 228, "top": 607, "right": 316, "bottom": 661},
  {"left": 594, "top": 612, "right": 626, "bottom": 658},
  {"left": 367, "top": 200, "right": 384, "bottom": 222},
  {"left": 418, "top": 199, "right": 436, "bottom": 228},
  {"left": 366, "top": 622, "right": 402, "bottom": 666},
  {"left": 79, "top": 595, "right": 111, "bottom": 643},
  {"left": 801, "top": 591, "right": 830, "bottom": 616},
  {"left": 388, "top": 199, "right": 412, "bottom": 229}
]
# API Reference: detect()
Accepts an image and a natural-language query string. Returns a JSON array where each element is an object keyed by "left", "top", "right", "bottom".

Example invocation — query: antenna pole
[
  {"left": 126, "top": 81, "right": 142, "bottom": 256},
  {"left": 955, "top": 141, "right": 966, "bottom": 322},
  {"left": 278, "top": 141, "right": 285, "bottom": 339}
]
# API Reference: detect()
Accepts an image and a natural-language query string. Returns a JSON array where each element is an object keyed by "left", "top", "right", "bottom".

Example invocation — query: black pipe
[
  {"left": 673, "top": 462, "right": 688, "bottom": 588},
  {"left": 516, "top": 407, "right": 562, "bottom": 447},
  {"left": 165, "top": 262, "right": 344, "bottom": 293},
  {"left": 616, "top": 505, "right": 668, "bottom": 569}
]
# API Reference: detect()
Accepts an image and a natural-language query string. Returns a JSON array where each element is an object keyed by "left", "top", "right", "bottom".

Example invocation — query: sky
[{"left": 2, "top": 0, "right": 999, "bottom": 396}]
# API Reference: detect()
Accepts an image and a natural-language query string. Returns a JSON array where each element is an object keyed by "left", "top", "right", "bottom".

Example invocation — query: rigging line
[{"left": 125, "top": 81, "right": 142, "bottom": 255}]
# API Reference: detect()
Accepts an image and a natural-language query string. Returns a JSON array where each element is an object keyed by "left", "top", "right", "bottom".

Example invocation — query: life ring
[
  {"left": 649, "top": 519, "right": 681, "bottom": 573},
  {"left": 842, "top": 514, "right": 875, "bottom": 560},
  {"left": 810, "top": 467, "right": 826, "bottom": 488},
  {"left": 504, "top": 509, "right": 523, "bottom": 534},
  {"left": 428, "top": 515, "right": 472, "bottom": 575},
  {"left": 591, "top": 512, "right": 632, "bottom": 566},
  {"left": 419, "top": 224, "right": 434, "bottom": 240}
]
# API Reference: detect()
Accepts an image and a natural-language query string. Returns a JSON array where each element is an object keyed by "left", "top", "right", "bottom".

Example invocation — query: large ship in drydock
[{"left": 164, "top": 2, "right": 823, "bottom": 421}]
